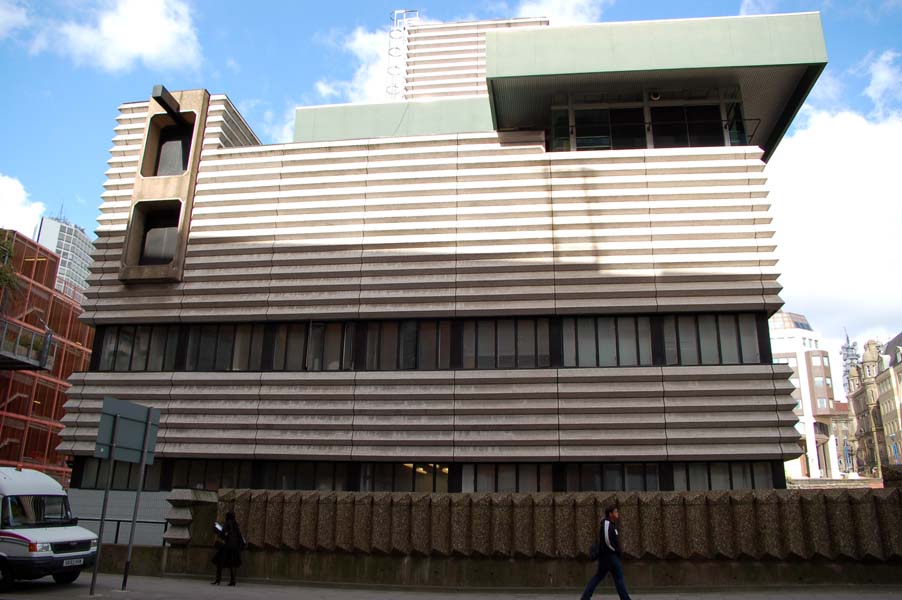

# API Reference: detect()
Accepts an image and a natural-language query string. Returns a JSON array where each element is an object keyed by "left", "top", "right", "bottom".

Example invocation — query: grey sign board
[{"left": 93, "top": 397, "right": 160, "bottom": 465}]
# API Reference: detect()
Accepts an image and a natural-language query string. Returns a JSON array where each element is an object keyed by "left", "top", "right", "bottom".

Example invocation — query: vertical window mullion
[
  {"left": 593, "top": 316, "right": 600, "bottom": 367},
  {"left": 614, "top": 318, "right": 621, "bottom": 366},
  {"left": 714, "top": 316, "right": 723, "bottom": 364},
  {"left": 692, "top": 315, "right": 702, "bottom": 365}
]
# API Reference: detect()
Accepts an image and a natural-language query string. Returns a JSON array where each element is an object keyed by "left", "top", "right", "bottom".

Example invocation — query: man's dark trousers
[{"left": 580, "top": 553, "right": 631, "bottom": 600}]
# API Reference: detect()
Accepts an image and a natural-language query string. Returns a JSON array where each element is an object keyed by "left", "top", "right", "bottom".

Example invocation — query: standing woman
[
  {"left": 581, "top": 505, "right": 632, "bottom": 600},
  {"left": 212, "top": 511, "right": 244, "bottom": 586}
]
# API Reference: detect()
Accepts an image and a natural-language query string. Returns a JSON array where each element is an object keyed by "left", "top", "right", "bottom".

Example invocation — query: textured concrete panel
[
  {"left": 264, "top": 491, "right": 284, "bottom": 548},
  {"left": 824, "top": 490, "right": 856, "bottom": 559},
  {"left": 731, "top": 491, "right": 757, "bottom": 559},
  {"left": 431, "top": 494, "right": 452, "bottom": 556},
  {"left": 638, "top": 492, "right": 664, "bottom": 559},
  {"left": 411, "top": 493, "right": 432, "bottom": 555},
  {"left": 391, "top": 494, "right": 413, "bottom": 554},
  {"left": 661, "top": 493, "right": 687, "bottom": 559},
  {"left": 282, "top": 491, "right": 302, "bottom": 550},
  {"left": 534, "top": 493, "right": 555, "bottom": 558},
  {"left": 471, "top": 494, "right": 492, "bottom": 556},
  {"left": 554, "top": 494, "right": 576, "bottom": 558},
  {"left": 491, "top": 494, "right": 513, "bottom": 557},
  {"left": 755, "top": 490, "right": 783, "bottom": 559},
  {"left": 512, "top": 494, "right": 534, "bottom": 557},
  {"left": 450, "top": 494, "right": 471, "bottom": 556},
  {"left": 371, "top": 493, "right": 393, "bottom": 554},
  {"left": 247, "top": 490, "right": 268, "bottom": 548},
  {"left": 298, "top": 492, "right": 319, "bottom": 551},
  {"left": 335, "top": 492, "right": 355, "bottom": 552},
  {"left": 316, "top": 493, "right": 337, "bottom": 551},
  {"left": 873, "top": 489, "right": 902, "bottom": 559},
  {"left": 684, "top": 492, "right": 709, "bottom": 559},
  {"left": 352, "top": 494, "right": 373, "bottom": 553},
  {"left": 708, "top": 491, "right": 735, "bottom": 559},
  {"left": 849, "top": 489, "right": 883, "bottom": 560},
  {"left": 777, "top": 490, "right": 805, "bottom": 559},
  {"left": 800, "top": 492, "right": 832, "bottom": 559}
]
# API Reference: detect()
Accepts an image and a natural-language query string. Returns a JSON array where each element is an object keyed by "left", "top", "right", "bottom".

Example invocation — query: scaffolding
[{"left": 387, "top": 9, "right": 419, "bottom": 99}]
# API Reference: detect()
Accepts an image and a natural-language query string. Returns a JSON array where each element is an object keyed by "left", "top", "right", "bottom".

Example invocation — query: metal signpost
[{"left": 90, "top": 397, "right": 160, "bottom": 596}]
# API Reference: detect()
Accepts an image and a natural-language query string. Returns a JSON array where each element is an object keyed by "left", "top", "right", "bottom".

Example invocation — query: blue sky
[{"left": 1, "top": 0, "right": 901, "bottom": 377}]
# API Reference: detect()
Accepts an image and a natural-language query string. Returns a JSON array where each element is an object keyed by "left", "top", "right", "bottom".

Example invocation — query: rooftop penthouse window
[{"left": 546, "top": 88, "right": 751, "bottom": 152}]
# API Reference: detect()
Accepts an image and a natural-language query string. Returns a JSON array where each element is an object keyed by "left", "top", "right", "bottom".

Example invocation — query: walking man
[{"left": 581, "top": 505, "right": 632, "bottom": 600}]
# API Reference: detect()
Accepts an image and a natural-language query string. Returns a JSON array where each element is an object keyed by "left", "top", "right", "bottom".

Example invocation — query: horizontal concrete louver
[
  {"left": 68, "top": 99, "right": 796, "bottom": 461},
  {"left": 83, "top": 132, "right": 779, "bottom": 323},
  {"left": 64, "top": 366, "right": 796, "bottom": 460},
  {"left": 404, "top": 18, "right": 547, "bottom": 100}
]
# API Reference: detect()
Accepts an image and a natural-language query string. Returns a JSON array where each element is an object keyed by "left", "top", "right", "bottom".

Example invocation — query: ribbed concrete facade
[
  {"left": 64, "top": 117, "right": 795, "bottom": 461},
  {"left": 62, "top": 12, "right": 828, "bottom": 494},
  {"left": 405, "top": 18, "right": 547, "bottom": 100}
]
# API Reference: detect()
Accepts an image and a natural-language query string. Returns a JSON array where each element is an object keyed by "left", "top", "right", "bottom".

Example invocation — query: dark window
[
  {"left": 323, "top": 323, "right": 343, "bottom": 371},
  {"left": 130, "top": 326, "right": 151, "bottom": 371},
  {"left": 418, "top": 321, "right": 437, "bottom": 370},
  {"left": 597, "top": 317, "right": 617, "bottom": 367},
  {"left": 576, "top": 317, "right": 597, "bottom": 367},
  {"left": 461, "top": 320, "right": 476, "bottom": 369},
  {"left": 399, "top": 321, "right": 417, "bottom": 370},
  {"left": 364, "top": 322, "right": 380, "bottom": 370},
  {"left": 154, "top": 123, "right": 193, "bottom": 176},
  {"left": 139, "top": 207, "right": 179, "bottom": 266},
  {"left": 575, "top": 109, "right": 611, "bottom": 150},
  {"left": 516, "top": 319, "right": 536, "bottom": 368},
  {"left": 497, "top": 320, "right": 516, "bottom": 369},
  {"left": 114, "top": 326, "right": 134, "bottom": 372},
  {"left": 380, "top": 321, "right": 398, "bottom": 370},
  {"left": 307, "top": 323, "right": 324, "bottom": 371},
  {"left": 476, "top": 320, "right": 495, "bottom": 369},
  {"left": 651, "top": 106, "right": 688, "bottom": 148},
  {"left": 610, "top": 108, "right": 646, "bottom": 149},
  {"left": 437, "top": 320, "right": 452, "bottom": 369},
  {"left": 99, "top": 326, "right": 118, "bottom": 371},
  {"left": 285, "top": 323, "right": 307, "bottom": 371},
  {"left": 686, "top": 105, "right": 724, "bottom": 147}
]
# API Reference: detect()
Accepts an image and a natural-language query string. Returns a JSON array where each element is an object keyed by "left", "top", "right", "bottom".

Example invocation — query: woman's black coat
[{"left": 212, "top": 518, "right": 244, "bottom": 568}]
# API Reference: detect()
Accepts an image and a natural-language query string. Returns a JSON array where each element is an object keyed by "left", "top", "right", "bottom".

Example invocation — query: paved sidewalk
[{"left": 2, "top": 574, "right": 902, "bottom": 600}]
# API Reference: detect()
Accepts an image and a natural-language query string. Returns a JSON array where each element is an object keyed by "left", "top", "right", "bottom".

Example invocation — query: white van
[{"left": 0, "top": 467, "right": 97, "bottom": 589}]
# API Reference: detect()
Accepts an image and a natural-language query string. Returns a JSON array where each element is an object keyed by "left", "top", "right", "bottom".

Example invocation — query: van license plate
[{"left": 62, "top": 558, "right": 84, "bottom": 567}]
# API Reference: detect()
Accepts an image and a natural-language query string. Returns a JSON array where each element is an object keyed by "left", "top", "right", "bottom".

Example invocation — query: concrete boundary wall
[{"left": 212, "top": 488, "right": 902, "bottom": 561}]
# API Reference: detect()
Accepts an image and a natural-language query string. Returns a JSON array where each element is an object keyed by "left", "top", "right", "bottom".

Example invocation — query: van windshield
[{"left": 2, "top": 495, "right": 74, "bottom": 529}]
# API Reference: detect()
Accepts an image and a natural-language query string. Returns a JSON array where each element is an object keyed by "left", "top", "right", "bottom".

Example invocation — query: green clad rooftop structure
[{"left": 296, "top": 12, "right": 826, "bottom": 161}]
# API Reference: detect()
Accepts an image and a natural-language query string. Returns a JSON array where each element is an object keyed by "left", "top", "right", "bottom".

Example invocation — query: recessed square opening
[
  {"left": 140, "top": 112, "right": 196, "bottom": 177},
  {"left": 132, "top": 200, "right": 182, "bottom": 266}
]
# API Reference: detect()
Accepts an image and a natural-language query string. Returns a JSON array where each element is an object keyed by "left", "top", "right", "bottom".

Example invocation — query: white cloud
[
  {"left": 315, "top": 80, "right": 341, "bottom": 99},
  {"left": 863, "top": 50, "right": 902, "bottom": 117},
  {"left": 225, "top": 57, "right": 240, "bottom": 74},
  {"left": 315, "top": 26, "right": 394, "bottom": 104},
  {"left": 515, "top": 0, "right": 612, "bottom": 24},
  {"left": 0, "top": 0, "right": 27, "bottom": 39},
  {"left": 767, "top": 109, "right": 902, "bottom": 351},
  {"left": 739, "top": 0, "right": 780, "bottom": 15},
  {"left": 0, "top": 174, "right": 45, "bottom": 238},
  {"left": 260, "top": 106, "right": 296, "bottom": 144},
  {"left": 39, "top": 0, "right": 201, "bottom": 72},
  {"left": 806, "top": 70, "right": 845, "bottom": 108}
]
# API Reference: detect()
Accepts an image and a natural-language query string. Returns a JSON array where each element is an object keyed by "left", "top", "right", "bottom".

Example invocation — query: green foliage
[{"left": 0, "top": 233, "right": 19, "bottom": 312}]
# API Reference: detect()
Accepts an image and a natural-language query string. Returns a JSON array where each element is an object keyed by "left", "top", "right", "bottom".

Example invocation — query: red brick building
[{"left": 0, "top": 229, "right": 93, "bottom": 485}]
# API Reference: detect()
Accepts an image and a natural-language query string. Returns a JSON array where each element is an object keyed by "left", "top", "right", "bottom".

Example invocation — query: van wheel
[
  {"left": 52, "top": 571, "right": 80, "bottom": 585},
  {"left": 0, "top": 563, "right": 13, "bottom": 591}
]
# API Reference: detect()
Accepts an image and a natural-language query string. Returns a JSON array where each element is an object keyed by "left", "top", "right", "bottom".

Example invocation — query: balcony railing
[{"left": 0, "top": 317, "right": 54, "bottom": 371}]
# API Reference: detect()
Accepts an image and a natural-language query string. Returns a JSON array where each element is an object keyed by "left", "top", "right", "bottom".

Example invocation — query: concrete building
[
  {"left": 769, "top": 310, "right": 845, "bottom": 479},
  {"left": 61, "top": 12, "right": 826, "bottom": 531},
  {"left": 33, "top": 217, "right": 94, "bottom": 306},
  {"left": 0, "top": 230, "right": 93, "bottom": 485}
]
